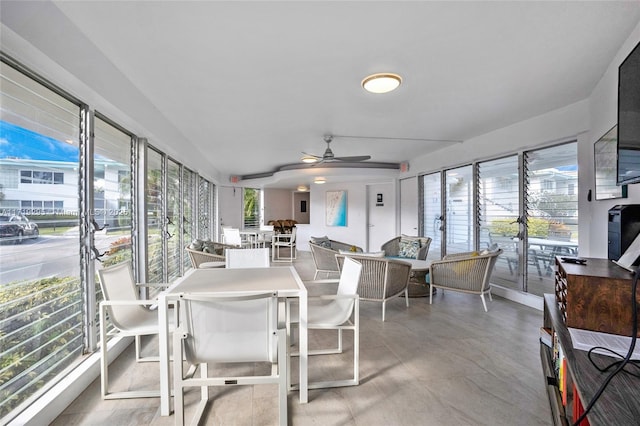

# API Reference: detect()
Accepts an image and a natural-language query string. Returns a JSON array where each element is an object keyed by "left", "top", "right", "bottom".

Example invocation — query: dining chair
[
  {"left": 272, "top": 226, "right": 297, "bottom": 262},
  {"left": 173, "top": 292, "right": 287, "bottom": 426},
  {"left": 97, "top": 261, "right": 171, "bottom": 399},
  {"left": 256, "top": 224, "right": 274, "bottom": 248},
  {"left": 225, "top": 248, "right": 270, "bottom": 268},
  {"left": 287, "top": 256, "right": 363, "bottom": 389},
  {"left": 222, "top": 227, "right": 245, "bottom": 247}
]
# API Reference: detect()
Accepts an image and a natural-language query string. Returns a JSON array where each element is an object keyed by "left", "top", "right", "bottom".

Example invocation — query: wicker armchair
[
  {"left": 309, "top": 239, "right": 363, "bottom": 279},
  {"left": 185, "top": 242, "right": 238, "bottom": 268},
  {"left": 381, "top": 236, "right": 432, "bottom": 260},
  {"left": 428, "top": 248, "right": 503, "bottom": 312},
  {"left": 336, "top": 254, "right": 411, "bottom": 321}
]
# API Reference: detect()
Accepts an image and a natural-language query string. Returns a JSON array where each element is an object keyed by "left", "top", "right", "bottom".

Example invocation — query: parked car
[{"left": 0, "top": 215, "right": 39, "bottom": 243}]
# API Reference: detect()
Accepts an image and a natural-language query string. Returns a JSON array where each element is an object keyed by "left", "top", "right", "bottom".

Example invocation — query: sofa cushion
[
  {"left": 310, "top": 235, "right": 332, "bottom": 248},
  {"left": 189, "top": 239, "right": 204, "bottom": 251}
]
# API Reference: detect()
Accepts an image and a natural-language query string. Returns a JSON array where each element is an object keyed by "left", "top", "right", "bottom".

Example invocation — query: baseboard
[{"left": 491, "top": 284, "right": 544, "bottom": 310}]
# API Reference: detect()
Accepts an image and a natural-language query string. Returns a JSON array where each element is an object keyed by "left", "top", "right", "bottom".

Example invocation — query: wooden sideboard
[
  {"left": 554, "top": 257, "right": 639, "bottom": 337},
  {"left": 541, "top": 257, "right": 640, "bottom": 425}
]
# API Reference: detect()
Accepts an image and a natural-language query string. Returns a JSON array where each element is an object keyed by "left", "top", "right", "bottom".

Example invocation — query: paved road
[{"left": 0, "top": 233, "right": 119, "bottom": 285}]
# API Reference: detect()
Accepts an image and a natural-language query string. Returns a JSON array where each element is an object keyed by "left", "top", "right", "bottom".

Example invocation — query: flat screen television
[{"left": 617, "top": 41, "right": 640, "bottom": 185}]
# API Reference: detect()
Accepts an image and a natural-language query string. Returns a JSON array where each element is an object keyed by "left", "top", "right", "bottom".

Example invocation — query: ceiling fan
[{"left": 302, "top": 135, "right": 371, "bottom": 164}]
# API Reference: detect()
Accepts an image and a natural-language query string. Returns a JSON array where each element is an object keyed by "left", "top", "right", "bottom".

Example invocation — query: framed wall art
[{"left": 326, "top": 190, "right": 347, "bottom": 226}]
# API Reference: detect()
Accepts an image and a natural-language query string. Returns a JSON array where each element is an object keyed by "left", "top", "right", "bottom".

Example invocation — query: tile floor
[{"left": 52, "top": 251, "right": 551, "bottom": 426}]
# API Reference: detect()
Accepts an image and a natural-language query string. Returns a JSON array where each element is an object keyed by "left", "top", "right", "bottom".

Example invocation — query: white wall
[
  {"left": 400, "top": 176, "right": 419, "bottom": 235},
  {"left": 401, "top": 20, "right": 640, "bottom": 259},
  {"left": 301, "top": 180, "right": 391, "bottom": 251},
  {"left": 586, "top": 22, "right": 640, "bottom": 259},
  {"left": 293, "top": 191, "right": 310, "bottom": 224},
  {"left": 263, "top": 188, "right": 294, "bottom": 223},
  {"left": 218, "top": 185, "right": 243, "bottom": 231}
]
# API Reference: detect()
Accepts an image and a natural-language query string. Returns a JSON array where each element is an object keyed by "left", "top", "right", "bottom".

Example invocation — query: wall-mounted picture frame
[
  {"left": 326, "top": 190, "right": 347, "bottom": 226},
  {"left": 594, "top": 125, "right": 627, "bottom": 200}
]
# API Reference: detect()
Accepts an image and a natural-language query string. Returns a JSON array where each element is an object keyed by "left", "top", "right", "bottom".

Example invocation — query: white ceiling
[{"left": 2, "top": 1, "right": 640, "bottom": 188}]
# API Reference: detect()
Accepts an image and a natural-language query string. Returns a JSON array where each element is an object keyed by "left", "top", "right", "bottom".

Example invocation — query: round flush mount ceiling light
[
  {"left": 297, "top": 185, "right": 308, "bottom": 192},
  {"left": 362, "top": 73, "right": 402, "bottom": 94},
  {"left": 314, "top": 177, "right": 326, "bottom": 184}
]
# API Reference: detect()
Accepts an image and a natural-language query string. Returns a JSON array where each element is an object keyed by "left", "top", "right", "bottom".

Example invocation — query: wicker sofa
[
  {"left": 381, "top": 235, "right": 432, "bottom": 260},
  {"left": 309, "top": 237, "right": 363, "bottom": 279},
  {"left": 336, "top": 254, "right": 412, "bottom": 321},
  {"left": 185, "top": 240, "right": 238, "bottom": 268}
]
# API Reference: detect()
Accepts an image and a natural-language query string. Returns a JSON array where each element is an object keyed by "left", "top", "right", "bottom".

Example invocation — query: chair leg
[
  {"left": 480, "top": 293, "right": 488, "bottom": 312},
  {"left": 404, "top": 288, "right": 409, "bottom": 307},
  {"left": 382, "top": 300, "right": 386, "bottom": 322},
  {"left": 277, "top": 329, "right": 288, "bottom": 426},
  {"left": 353, "top": 301, "right": 359, "bottom": 386}
]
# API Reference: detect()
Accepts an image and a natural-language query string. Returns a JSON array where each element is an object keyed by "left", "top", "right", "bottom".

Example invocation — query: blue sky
[{"left": 0, "top": 120, "right": 79, "bottom": 162}]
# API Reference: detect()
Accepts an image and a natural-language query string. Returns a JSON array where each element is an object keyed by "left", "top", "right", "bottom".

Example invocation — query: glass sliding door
[
  {"left": 146, "top": 147, "right": 164, "bottom": 282},
  {"left": 198, "top": 177, "right": 212, "bottom": 241},
  {"left": 477, "top": 155, "right": 520, "bottom": 290},
  {"left": 0, "top": 62, "right": 82, "bottom": 417},
  {"left": 421, "top": 172, "right": 443, "bottom": 261},
  {"left": 444, "top": 166, "right": 474, "bottom": 254},
  {"left": 524, "top": 142, "right": 578, "bottom": 296},
  {"left": 166, "top": 158, "right": 181, "bottom": 281},
  {"left": 182, "top": 168, "right": 196, "bottom": 270},
  {"left": 93, "top": 117, "right": 132, "bottom": 267}
]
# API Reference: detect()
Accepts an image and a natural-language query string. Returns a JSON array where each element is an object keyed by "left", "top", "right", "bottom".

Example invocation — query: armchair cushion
[
  {"left": 381, "top": 235, "right": 432, "bottom": 260},
  {"left": 185, "top": 240, "right": 238, "bottom": 268},
  {"left": 310, "top": 235, "right": 332, "bottom": 248}
]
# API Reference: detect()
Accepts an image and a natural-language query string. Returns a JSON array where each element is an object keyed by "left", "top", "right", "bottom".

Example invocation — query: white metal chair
[
  {"left": 97, "top": 262, "right": 171, "bottom": 400},
  {"left": 287, "top": 256, "right": 363, "bottom": 389},
  {"left": 272, "top": 226, "right": 297, "bottom": 262},
  {"left": 173, "top": 292, "right": 287, "bottom": 426},
  {"left": 256, "top": 224, "right": 274, "bottom": 248},
  {"left": 225, "top": 248, "right": 270, "bottom": 268},
  {"left": 222, "top": 227, "right": 245, "bottom": 247}
]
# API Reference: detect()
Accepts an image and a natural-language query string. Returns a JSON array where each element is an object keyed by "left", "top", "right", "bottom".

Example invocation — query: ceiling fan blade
[
  {"left": 333, "top": 155, "right": 371, "bottom": 162},
  {"left": 301, "top": 151, "right": 322, "bottom": 159}
]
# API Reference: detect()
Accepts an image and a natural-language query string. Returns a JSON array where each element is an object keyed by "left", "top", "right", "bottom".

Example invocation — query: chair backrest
[
  {"left": 309, "top": 242, "right": 340, "bottom": 271},
  {"left": 178, "top": 292, "right": 278, "bottom": 364},
  {"left": 225, "top": 248, "right": 270, "bottom": 268},
  {"left": 260, "top": 225, "right": 274, "bottom": 232},
  {"left": 223, "top": 227, "right": 242, "bottom": 246},
  {"left": 337, "top": 256, "right": 362, "bottom": 296},
  {"left": 289, "top": 226, "right": 297, "bottom": 243},
  {"left": 333, "top": 257, "right": 363, "bottom": 321},
  {"left": 97, "top": 262, "right": 150, "bottom": 331}
]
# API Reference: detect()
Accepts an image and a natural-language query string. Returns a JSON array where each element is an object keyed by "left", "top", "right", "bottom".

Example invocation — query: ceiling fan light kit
[
  {"left": 361, "top": 73, "right": 402, "bottom": 94},
  {"left": 301, "top": 155, "right": 318, "bottom": 163}
]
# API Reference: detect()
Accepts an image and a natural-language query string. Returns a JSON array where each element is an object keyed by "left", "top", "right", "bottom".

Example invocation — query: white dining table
[{"left": 157, "top": 266, "right": 308, "bottom": 416}]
